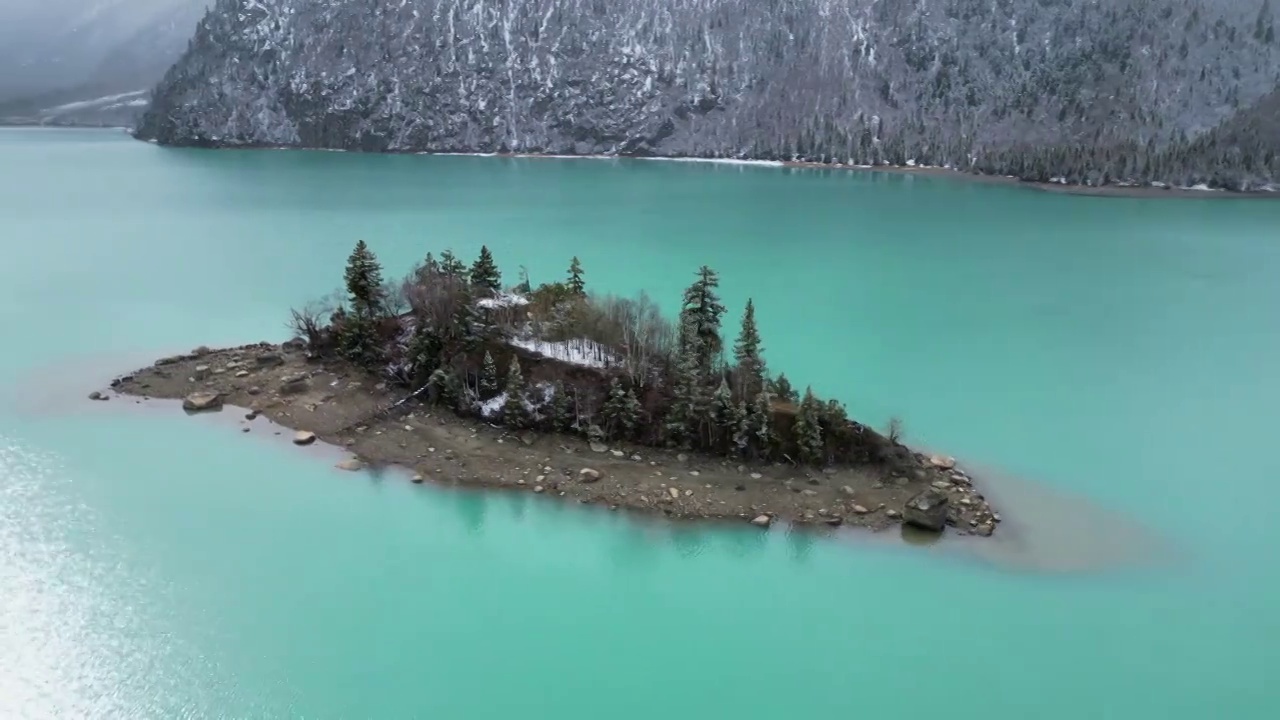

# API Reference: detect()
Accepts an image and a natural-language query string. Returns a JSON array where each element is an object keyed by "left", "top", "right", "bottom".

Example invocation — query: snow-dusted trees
[
  {"left": 680, "top": 265, "right": 727, "bottom": 377},
  {"left": 470, "top": 245, "right": 502, "bottom": 296},
  {"left": 792, "top": 388, "right": 825, "bottom": 464},
  {"left": 306, "top": 243, "right": 892, "bottom": 468},
  {"left": 733, "top": 298, "right": 767, "bottom": 398},
  {"left": 502, "top": 355, "right": 530, "bottom": 428},
  {"left": 600, "top": 378, "right": 642, "bottom": 440},
  {"left": 479, "top": 350, "right": 499, "bottom": 399},
  {"left": 664, "top": 314, "right": 706, "bottom": 447},
  {"left": 338, "top": 240, "right": 388, "bottom": 369}
]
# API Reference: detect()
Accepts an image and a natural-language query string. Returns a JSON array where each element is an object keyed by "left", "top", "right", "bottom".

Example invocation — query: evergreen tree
[
  {"left": 770, "top": 373, "right": 798, "bottom": 403},
  {"left": 406, "top": 321, "right": 443, "bottom": 386},
  {"left": 750, "top": 390, "right": 775, "bottom": 458},
  {"left": 338, "top": 312, "right": 385, "bottom": 370},
  {"left": 446, "top": 282, "right": 483, "bottom": 352},
  {"left": 567, "top": 256, "right": 586, "bottom": 296},
  {"left": 792, "top": 388, "right": 825, "bottom": 465},
  {"left": 502, "top": 356, "right": 530, "bottom": 428},
  {"left": 731, "top": 399, "right": 753, "bottom": 456},
  {"left": 479, "top": 351, "right": 499, "bottom": 399},
  {"left": 548, "top": 381, "right": 574, "bottom": 432},
  {"left": 732, "top": 298, "right": 767, "bottom": 397},
  {"left": 710, "top": 379, "right": 738, "bottom": 450},
  {"left": 600, "top": 378, "right": 642, "bottom": 440},
  {"left": 427, "top": 368, "right": 459, "bottom": 408},
  {"left": 439, "top": 250, "right": 467, "bottom": 281},
  {"left": 517, "top": 265, "right": 533, "bottom": 294},
  {"left": 344, "top": 240, "right": 387, "bottom": 317},
  {"left": 469, "top": 245, "right": 502, "bottom": 295},
  {"left": 664, "top": 316, "right": 704, "bottom": 447},
  {"left": 679, "top": 265, "right": 727, "bottom": 376},
  {"left": 417, "top": 252, "right": 441, "bottom": 284}
]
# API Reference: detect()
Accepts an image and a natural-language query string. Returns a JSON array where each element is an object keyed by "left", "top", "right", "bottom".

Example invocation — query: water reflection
[
  {"left": 9, "top": 366, "right": 1176, "bottom": 575},
  {"left": 785, "top": 525, "right": 817, "bottom": 563}
]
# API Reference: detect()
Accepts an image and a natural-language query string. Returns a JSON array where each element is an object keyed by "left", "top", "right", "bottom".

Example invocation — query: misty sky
[{"left": 0, "top": 0, "right": 207, "bottom": 101}]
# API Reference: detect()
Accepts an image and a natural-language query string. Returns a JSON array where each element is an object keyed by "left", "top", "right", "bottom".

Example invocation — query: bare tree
[
  {"left": 382, "top": 279, "right": 410, "bottom": 317},
  {"left": 286, "top": 293, "right": 340, "bottom": 351}
]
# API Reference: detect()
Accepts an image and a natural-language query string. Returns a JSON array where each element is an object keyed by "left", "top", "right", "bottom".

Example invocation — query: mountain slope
[
  {"left": 137, "top": 0, "right": 1280, "bottom": 189},
  {"left": 0, "top": 0, "right": 207, "bottom": 126}
]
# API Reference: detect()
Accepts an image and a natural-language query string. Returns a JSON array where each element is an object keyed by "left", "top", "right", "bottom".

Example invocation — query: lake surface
[{"left": 2, "top": 128, "right": 1279, "bottom": 718}]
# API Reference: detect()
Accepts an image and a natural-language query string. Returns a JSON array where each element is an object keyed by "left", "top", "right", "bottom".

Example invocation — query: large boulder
[
  {"left": 182, "top": 392, "right": 222, "bottom": 412},
  {"left": 929, "top": 455, "right": 957, "bottom": 470},
  {"left": 904, "top": 489, "right": 949, "bottom": 531},
  {"left": 256, "top": 352, "right": 284, "bottom": 367},
  {"left": 279, "top": 373, "right": 310, "bottom": 394}
]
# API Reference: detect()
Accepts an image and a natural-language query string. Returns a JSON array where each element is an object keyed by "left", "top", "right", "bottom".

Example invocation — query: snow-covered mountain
[
  {"left": 0, "top": 0, "right": 207, "bottom": 126},
  {"left": 135, "top": 0, "right": 1280, "bottom": 189}
]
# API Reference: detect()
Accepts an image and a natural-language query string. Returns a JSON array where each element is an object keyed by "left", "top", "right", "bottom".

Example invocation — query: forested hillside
[{"left": 137, "top": 0, "right": 1280, "bottom": 190}]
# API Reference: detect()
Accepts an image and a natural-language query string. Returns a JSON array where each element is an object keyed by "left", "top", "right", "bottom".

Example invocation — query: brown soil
[{"left": 102, "top": 342, "right": 1002, "bottom": 536}]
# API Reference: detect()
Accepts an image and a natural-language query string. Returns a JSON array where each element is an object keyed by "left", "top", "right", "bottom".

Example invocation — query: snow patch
[
  {"left": 509, "top": 337, "right": 614, "bottom": 369},
  {"left": 477, "top": 292, "right": 530, "bottom": 309},
  {"left": 43, "top": 89, "right": 148, "bottom": 114},
  {"left": 479, "top": 393, "right": 507, "bottom": 418}
]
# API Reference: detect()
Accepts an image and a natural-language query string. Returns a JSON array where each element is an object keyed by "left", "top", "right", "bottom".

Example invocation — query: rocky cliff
[{"left": 137, "top": 0, "right": 1280, "bottom": 190}]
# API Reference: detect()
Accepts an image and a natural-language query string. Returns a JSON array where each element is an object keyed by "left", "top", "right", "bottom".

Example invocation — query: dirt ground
[{"left": 102, "top": 342, "right": 1002, "bottom": 535}]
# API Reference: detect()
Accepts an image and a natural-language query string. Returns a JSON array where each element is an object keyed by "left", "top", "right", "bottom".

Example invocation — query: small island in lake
[{"left": 105, "top": 242, "right": 1000, "bottom": 536}]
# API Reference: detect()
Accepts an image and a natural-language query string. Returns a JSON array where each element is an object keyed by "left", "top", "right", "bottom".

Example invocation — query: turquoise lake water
[{"left": 2, "top": 128, "right": 1279, "bottom": 717}]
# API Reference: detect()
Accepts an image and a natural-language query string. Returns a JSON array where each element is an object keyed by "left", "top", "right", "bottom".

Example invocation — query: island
[{"left": 103, "top": 241, "right": 1000, "bottom": 536}]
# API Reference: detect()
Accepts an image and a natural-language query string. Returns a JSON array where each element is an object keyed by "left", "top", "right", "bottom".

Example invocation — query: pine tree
[
  {"left": 407, "top": 322, "right": 443, "bottom": 386},
  {"left": 343, "top": 240, "right": 386, "bottom": 317},
  {"left": 710, "top": 379, "right": 738, "bottom": 450},
  {"left": 751, "top": 390, "right": 774, "bottom": 458},
  {"left": 548, "top": 381, "right": 574, "bottom": 432},
  {"left": 439, "top": 250, "right": 467, "bottom": 281},
  {"left": 771, "top": 373, "right": 798, "bottom": 403},
  {"left": 679, "top": 265, "right": 727, "bottom": 376},
  {"left": 447, "top": 282, "right": 482, "bottom": 352},
  {"left": 479, "top": 351, "right": 499, "bottom": 399},
  {"left": 792, "top": 388, "right": 825, "bottom": 465},
  {"left": 664, "top": 315, "right": 704, "bottom": 447},
  {"left": 469, "top": 245, "right": 502, "bottom": 295},
  {"left": 731, "top": 399, "right": 753, "bottom": 456},
  {"left": 338, "top": 311, "right": 385, "bottom": 370},
  {"left": 733, "top": 298, "right": 767, "bottom": 398},
  {"left": 502, "top": 355, "right": 529, "bottom": 428},
  {"left": 427, "top": 368, "right": 459, "bottom": 407},
  {"left": 600, "top": 378, "right": 641, "bottom": 440},
  {"left": 567, "top": 256, "right": 586, "bottom": 296}
]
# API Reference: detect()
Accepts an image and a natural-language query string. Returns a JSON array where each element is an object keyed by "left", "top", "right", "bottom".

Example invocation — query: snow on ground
[
  {"left": 479, "top": 393, "right": 507, "bottom": 418},
  {"left": 477, "top": 292, "right": 530, "bottom": 309},
  {"left": 509, "top": 337, "right": 615, "bottom": 369},
  {"left": 477, "top": 383, "right": 554, "bottom": 419},
  {"left": 43, "top": 89, "right": 148, "bottom": 114}
]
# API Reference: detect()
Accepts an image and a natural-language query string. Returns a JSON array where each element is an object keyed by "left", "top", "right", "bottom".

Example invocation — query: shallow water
[{"left": 2, "top": 128, "right": 1279, "bottom": 718}]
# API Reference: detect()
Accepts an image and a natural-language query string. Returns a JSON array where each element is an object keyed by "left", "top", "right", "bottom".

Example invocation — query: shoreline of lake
[
  {"left": 99, "top": 341, "right": 1004, "bottom": 537},
  {"left": 122, "top": 131, "right": 1280, "bottom": 199}
]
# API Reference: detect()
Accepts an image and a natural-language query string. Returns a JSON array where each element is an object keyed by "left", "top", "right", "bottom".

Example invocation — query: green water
[{"left": 2, "top": 128, "right": 1279, "bottom": 718}]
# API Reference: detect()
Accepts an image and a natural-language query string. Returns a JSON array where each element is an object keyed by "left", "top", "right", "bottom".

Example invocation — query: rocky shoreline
[
  {"left": 99, "top": 341, "right": 1003, "bottom": 536},
  {"left": 130, "top": 136, "right": 1279, "bottom": 199}
]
